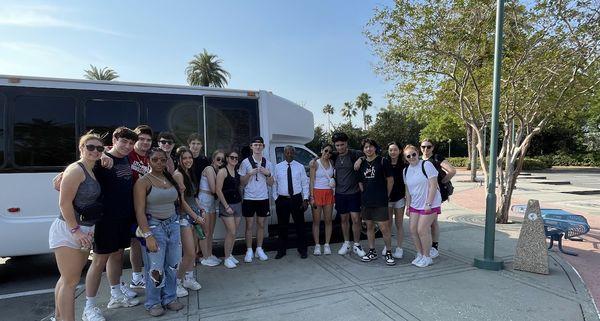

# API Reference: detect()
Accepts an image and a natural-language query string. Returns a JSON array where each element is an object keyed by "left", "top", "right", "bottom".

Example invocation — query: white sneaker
[
  {"left": 176, "top": 280, "right": 189, "bottom": 298},
  {"left": 120, "top": 282, "right": 137, "bottom": 299},
  {"left": 244, "top": 248, "right": 254, "bottom": 263},
  {"left": 338, "top": 241, "right": 351, "bottom": 255},
  {"left": 229, "top": 255, "right": 239, "bottom": 264},
  {"left": 323, "top": 244, "right": 332, "bottom": 255},
  {"left": 107, "top": 294, "right": 139, "bottom": 309},
  {"left": 353, "top": 243, "right": 366, "bottom": 257},
  {"left": 183, "top": 277, "right": 202, "bottom": 290},
  {"left": 129, "top": 275, "right": 145, "bottom": 289},
  {"left": 411, "top": 253, "right": 424, "bottom": 266},
  {"left": 415, "top": 256, "right": 433, "bottom": 268},
  {"left": 224, "top": 257, "right": 237, "bottom": 268},
  {"left": 313, "top": 244, "right": 321, "bottom": 256},
  {"left": 381, "top": 246, "right": 387, "bottom": 256},
  {"left": 209, "top": 255, "right": 222, "bottom": 264},
  {"left": 82, "top": 306, "right": 105, "bottom": 321},
  {"left": 200, "top": 257, "right": 219, "bottom": 267},
  {"left": 255, "top": 247, "right": 268, "bottom": 261},
  {"left": 393, "top": 247, "right": 404, "bottom": 259},
  {"left": 430, "top": 247, "right": 439, "bottom": 258}
]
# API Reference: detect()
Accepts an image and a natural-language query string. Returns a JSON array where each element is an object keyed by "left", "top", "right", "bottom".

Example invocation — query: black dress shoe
[
  {"left": 275, "top": 251, "right": 286, "bottom": 259},
  {"left": 300, "top": 252, "right": 308, "bottom": 259}
]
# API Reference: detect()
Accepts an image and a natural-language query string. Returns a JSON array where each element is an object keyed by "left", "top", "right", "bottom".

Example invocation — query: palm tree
[
  {"left": 364, "top": 114, "right": 373, "bottom": 130},
  {"left": 355, "top": 93, "right": 373, "bottom": 130},
  {"left": 340, "top": 102, "right": 357, "bottom": 126},
  {"left": 83, "top": 65, "right": 119, "bottom": 81},
  {"left": 322, "top": 104, "right": 335, "bottom": 132},
  {"left": 186, "top": 49, "right": 231, "bottom": 87}
]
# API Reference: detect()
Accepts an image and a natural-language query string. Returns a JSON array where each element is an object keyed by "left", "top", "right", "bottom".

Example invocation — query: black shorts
[
  {"left": 335, "top": 192, "right": 361, "bottom": 214},
  {"left": 94, "top": 218, "right": 133, "bottom": 254},
  {"left": 242, "top": 199, "right": 270, "bottom": 218},
  {"left": 362, "top": 207, "right": 389, "bottom": 222}
]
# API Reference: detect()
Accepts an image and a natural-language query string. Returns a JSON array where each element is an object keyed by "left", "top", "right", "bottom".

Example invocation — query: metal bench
[{"left": 511, "top": 206, "right": 590, "bottom": 256}]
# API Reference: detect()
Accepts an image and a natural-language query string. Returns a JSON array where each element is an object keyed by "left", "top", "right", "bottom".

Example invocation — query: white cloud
[{"left": 0, "top": 4, "right": 126, "bottom": 37}]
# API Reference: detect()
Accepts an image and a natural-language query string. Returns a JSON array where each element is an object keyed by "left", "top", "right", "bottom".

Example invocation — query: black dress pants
[{"left": 275, "top": 194, "right": 307, "bottom": 254}]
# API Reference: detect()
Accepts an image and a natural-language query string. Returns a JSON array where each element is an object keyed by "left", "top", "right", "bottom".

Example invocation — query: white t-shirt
[
  {"left": 238, "top": 155, "right": 274, "bottom": 200},
  {"left": 403, "top": 160, "right": 442, "bottom": 210},
  {"left": 314, "top": 159, "right": 334, "bottom": 190}
]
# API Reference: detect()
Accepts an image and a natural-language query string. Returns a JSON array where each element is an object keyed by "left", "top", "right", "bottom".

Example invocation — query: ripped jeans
[{"left": 142, "top": 214, "right": 182, "bottom": 309}]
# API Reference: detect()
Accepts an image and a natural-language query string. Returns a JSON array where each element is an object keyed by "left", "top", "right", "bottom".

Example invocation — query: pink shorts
[{"left": 409, "top": 206, "right": 441, "bottom": 215}]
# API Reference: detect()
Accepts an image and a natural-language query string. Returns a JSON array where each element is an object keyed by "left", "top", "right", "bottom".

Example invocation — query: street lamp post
[
  {"left": 474, "top": 0, "right": 505, "bottom": 271},
  {"left": 448, "top": 139, "right": 452, "bottom": 158}
]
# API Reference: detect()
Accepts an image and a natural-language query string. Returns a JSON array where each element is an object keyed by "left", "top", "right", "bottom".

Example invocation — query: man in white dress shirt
[{"left": 273, "top": 146, "right": 310, "bottom": 259}]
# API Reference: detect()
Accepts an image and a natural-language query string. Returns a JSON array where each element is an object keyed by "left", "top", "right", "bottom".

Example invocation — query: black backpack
[{"left": 247, "top": 156, "right": 268, "bottom": 186}]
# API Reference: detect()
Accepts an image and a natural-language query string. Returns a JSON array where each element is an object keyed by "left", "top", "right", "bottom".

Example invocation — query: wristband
[
  {"left": 70, "top": 225, "right": 81, "bottom": 233},
  {"left": 425, "top": 203, "right": 432, "bottom": 207}
]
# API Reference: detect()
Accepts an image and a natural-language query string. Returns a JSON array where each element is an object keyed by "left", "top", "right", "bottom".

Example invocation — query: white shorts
[
  {"left": 388, "top": 198, "right": 406, "bottom": 209},
  {"left": 48, "top": 218, "right": 94, "bottom": 250}
]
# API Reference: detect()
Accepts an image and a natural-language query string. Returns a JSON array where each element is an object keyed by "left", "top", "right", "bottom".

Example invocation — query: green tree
[
  {"left": 367, "top": 0, "right": 600, "bottom": 223},
  {"left": 364, "top": 114, "right": 373, "bottom": 130},
  {"left": 340, "top": 102, "right": 357, "bottom": 126},
  {"left": 356, "top": 93, "right": 373, "bottom": 130},
  {"left": 186, "top": 49, "right": 231, "bottom": 87},
  {"left": 83, "top": 65, "right": 119, "bottom": 81},
  {"left": 366, "top": 106, "right": 423, "bottom": 149},
  {"left": 322, "top": 104, "right": 335, "bottom": 132},
  {"left": 306, "top": 126, "right": 330, "bottom": 154}
]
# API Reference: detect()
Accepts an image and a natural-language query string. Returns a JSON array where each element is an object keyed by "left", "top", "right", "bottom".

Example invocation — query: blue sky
[{"left": 0, "top": 1, "right": 394, "bottom": 128}]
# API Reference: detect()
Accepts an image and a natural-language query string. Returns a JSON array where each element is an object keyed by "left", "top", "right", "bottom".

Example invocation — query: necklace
[{"left": 148, "top": 173, "right": 167, "bottom": 185}]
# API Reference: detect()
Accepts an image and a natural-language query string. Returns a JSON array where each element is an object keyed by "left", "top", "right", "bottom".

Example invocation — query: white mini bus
[{"left": 0, "top": 75, "right": 318, "bottom": 257}]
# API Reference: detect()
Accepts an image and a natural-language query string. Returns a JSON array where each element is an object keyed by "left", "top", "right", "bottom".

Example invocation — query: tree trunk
[{"left": 468, "top": 127, "right": 478, "bottom": 182}]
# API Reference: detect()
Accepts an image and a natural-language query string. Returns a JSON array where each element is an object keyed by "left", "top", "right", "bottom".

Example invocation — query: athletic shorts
[
  {"left": 313, "top": 189, "right": 335, "bottom": 206},
  {"left": 408, "top": 206, "right": 442, "bottom": 215},
  {"left": 242, "top": 199, "right": 270, "bottom": 217},
  {"left": 94, "top": 218, "right": 132, "bottom": 254},
  {"left": 219, "top": 202, "right": 242, "bottom": 218},
  {"left": 199, "top": 192, "right": 218, "bottom": 213},
  {"left": 335, "top": 192, "right": 361, "bottom": 214},
  {"left": 388, "top": 198, "right": 406, "bottom": 209},
  {"left": 49, "top": 218, "right": 95, "bottom": 250},
  {"left": 361, "top": 207, "right": 389, "bottom": 222}
]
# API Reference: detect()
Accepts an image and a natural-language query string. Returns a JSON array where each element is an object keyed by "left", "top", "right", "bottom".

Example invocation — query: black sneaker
[
  {"left": 385, "top": 251, "right": 396, "bottom": 266},
  {"left": 361, "top": 249, "right": 377, "bottom": 262}
]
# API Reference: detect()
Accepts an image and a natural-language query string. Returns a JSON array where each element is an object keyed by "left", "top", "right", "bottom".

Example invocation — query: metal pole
[
  {"left": 448, "top": 139, "right": 452, "bottom": 158},
  {"left": 474, "top": 0, "right": 505, "bottom": 271}
]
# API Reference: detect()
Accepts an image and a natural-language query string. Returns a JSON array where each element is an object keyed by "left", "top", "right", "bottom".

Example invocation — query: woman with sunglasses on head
[
  {"left": 402, "top": 144, "right": 442, "bottom": 268},
  {"left": 198, "top": 150, "right": 225, "bottom": 266},
  {"left": 308, "top": 144, "right": 336, "bottom": 256},
  {"left": 134, "top": 148, "right": 192, "bottom": 317},
  {"left": 420, "top": 139, "right": 456, "bottom": 258},
  {"left": 173, "top": 147, "right": 206, "bottom": 298},
  {"left": 381, "top": 142, "right": 407, "bottom": 259},
  {"left": 49, "top": 133, "right": 103, "bottom": 321},
  {"left": 216, "top": 150, "right": 243, "bottom": 268}
]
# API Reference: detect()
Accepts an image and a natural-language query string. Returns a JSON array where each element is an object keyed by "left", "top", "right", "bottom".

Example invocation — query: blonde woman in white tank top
[{"left": 308, "top": 144, "right": 336, "bottom": 256}]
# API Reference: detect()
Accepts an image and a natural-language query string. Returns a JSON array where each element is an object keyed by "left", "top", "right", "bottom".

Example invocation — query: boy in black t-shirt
[{"left": 357, "top": 138, "right": 396, "bottom": 266}]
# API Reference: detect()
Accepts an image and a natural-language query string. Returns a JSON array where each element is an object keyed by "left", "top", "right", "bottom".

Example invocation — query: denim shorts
[
  {"left": 199, "top": 192, "right": 218, "bottom": 213},
  {"left": 179, "top": 204, "right": 202, "bottom": 227}
]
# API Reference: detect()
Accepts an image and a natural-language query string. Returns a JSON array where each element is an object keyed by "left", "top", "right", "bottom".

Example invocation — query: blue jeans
[{"left": 142, "top": 214, "right": 182, "bottom": 309}]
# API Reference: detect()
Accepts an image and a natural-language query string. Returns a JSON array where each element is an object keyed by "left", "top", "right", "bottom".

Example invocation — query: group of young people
[{"left": 48, "top": 126, "right": 455, "bottom": 321}]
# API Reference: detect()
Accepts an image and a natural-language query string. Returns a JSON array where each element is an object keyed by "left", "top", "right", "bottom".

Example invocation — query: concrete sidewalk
[{"left": 72, "top": 180, "right": 600, "bottom": 321}]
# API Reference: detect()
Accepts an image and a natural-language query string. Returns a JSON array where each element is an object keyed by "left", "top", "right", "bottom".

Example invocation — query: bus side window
[
  {"left": 146, "top": 99, "right": 203, "bottom": 148},
  {"left": 13, "top": 95, "right": 76, "bottom": 167},
  {"left": 0, "top": 93, "right": 5, "bottom": 167},
  {"left": 85, "top": 99, "right": 138, "bottom": 145}
]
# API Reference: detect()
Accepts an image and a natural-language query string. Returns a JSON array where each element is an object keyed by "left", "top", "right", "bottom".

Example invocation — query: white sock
[
  {"left": 132, "top": 272, "right": 143, "bottom": 282},
  {"left": 246, "top": 248, "right": 252, "bottom": 252},
  {"left": 256, "top": 246, "right": 263, "bottom": 251},
  {"left": 110, "top": 284, "right": 121, "bottom": 298},
  {"left": 354, "top": 242, "right": 360, "bottom": 246},
  {"left": 85, "top": 296, "right": 96, "bottom": 310},
  {"left": 185, "top": 271, "right": 194, "bottom": 280}
]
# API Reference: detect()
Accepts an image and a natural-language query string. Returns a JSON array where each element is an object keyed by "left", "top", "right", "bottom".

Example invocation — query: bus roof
[{"left": 0, "top": 74, "right": 260, "bottom": 98}]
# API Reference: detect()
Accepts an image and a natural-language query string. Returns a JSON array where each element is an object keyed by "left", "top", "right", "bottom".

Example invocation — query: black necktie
[{"left": 287, "top": 163, "right": 294, "bottom": 196}]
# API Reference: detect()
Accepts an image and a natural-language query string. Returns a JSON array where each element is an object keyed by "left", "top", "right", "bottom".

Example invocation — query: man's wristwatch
[
  {"left": 70, "top": 225, "right": 81, "bottom": 233},
  {"left": 142, "top": 231, "right": 153, "bottom": 238},
  {"left": 425, "top": 202, "right": 432, "bottom": 207}
]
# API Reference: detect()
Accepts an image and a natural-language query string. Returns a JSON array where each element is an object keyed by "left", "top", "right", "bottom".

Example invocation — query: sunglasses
[
  {"left": 405, "top": 152, "right": 418, "bottom": 159},
  {"left": 323, "top": 149, "right": 331, "bottom": 154},
  {"left": 215, "top": 157, "right": 223, "bottom": 162},
  {"left": 421, "top": 145, "right": 433, "bottom": 149},
  {"left": 159, "top": 140, "right": 174, "bottom": 145},
  {"left": 228, "top": 156, "right": 239, "bottom": 160},
  {"left": 85, "top": 145, "right": 105, "bottom": 152}
]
